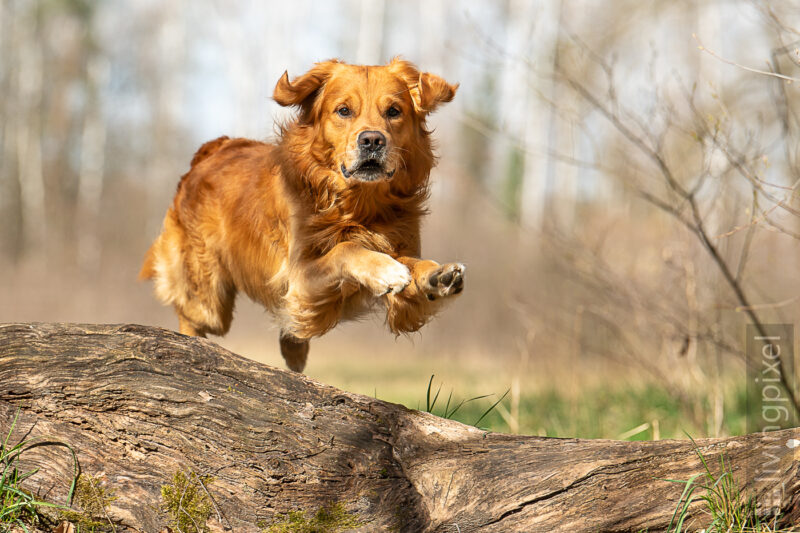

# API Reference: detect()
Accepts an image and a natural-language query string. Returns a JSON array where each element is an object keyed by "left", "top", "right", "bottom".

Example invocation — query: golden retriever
[{"left": 140, "top": 58, "right": 464, "bottom": 372}]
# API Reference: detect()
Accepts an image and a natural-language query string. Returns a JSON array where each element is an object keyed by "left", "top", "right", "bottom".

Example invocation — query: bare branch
[
  {"left": 558, "top": 45, "right": 800, "bottom": 414},
  {"left": 693, "top": 33, "right": 800, "bottom": 83}
]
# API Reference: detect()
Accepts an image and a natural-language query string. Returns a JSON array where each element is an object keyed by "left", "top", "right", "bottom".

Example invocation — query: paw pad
[{"left": 424, "top": 263, "right": 465, "bottom": 299}]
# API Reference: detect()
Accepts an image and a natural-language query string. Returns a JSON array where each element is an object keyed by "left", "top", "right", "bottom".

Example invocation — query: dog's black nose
[{"left": 358, "top": 130, "right": 386, "bottom": 150}]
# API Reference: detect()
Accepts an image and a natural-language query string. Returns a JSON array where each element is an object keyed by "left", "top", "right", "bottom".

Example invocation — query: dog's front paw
[
  {"left": 351, "top": 253, "right": 412, "bottom": 296},
  {"left": 375, "top": 259, "right": 413, "bottom": 295},
  {"left": 420, "top": 263, "right": 465, "bottom": 301}
]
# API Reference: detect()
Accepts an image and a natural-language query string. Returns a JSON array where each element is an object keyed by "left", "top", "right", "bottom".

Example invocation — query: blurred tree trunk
[
  {"left": 40, "top": 5, "right": 87, "bottom": 268},
  {"left": 2, "top": 323, "right": 799, "bottom": 532},
  {"left": 15, "top": 4, "right": 46, "bottom": 262},
  {"left": 541, "top": 0, "right": 577, "bottom": 231},
  {"left": 418, "top": 0, "right": 446, "bottom": 74},
  {"left": 493, "top": 0, "right": 536, "bottom": 224},
  {"left": 356, "top": 0, "right": 385, "bottom": 65},
  {"left": 143, "top": 0, "right": 186, "bottom": 239},
  {"left": 76, "top": 55, "right": 109, "bottom": 273},
  {"left": 0, "top": 0, "right": 24, "bottom": 263}
]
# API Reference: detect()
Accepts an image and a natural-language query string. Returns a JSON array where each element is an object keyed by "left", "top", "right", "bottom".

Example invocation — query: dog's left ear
[
  {"left": 388, "top": 58, "right": 458, "bottom": 115},
  {"left": 273, "top": 60, "right": 339, "bottom": 110},
  {"left": 410, "top": 72, "right": 458, "bottom": 115}
]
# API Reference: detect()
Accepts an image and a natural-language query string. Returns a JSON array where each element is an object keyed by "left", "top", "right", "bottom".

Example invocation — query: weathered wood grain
[{"left": 1, "top": 323, "right": 798, "bottom": 532}]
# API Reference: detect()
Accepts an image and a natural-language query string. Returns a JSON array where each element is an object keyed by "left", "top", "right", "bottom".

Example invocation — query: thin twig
[
  {"left": 715, "top": 199, "right": 778, "bottom": 240},
  {"left": 693, "top": 33, "right": 800, "bottom": 83},
  {"left": 197, "top": 473, "right": 229, "bottom": 530},
  {"left": 736, "top": 295, "right": 800, "bottom": 312},
  {"left": 87, "top": 475, "right": 117, "bottom": 533},
  {"left": 177, "top": 474, "right": 201, "bottom": 533}
]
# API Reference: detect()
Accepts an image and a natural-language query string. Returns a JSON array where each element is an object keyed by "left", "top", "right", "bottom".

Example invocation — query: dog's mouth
[{"left": 341, "top": 159, "right": 396, "bottom": 182}]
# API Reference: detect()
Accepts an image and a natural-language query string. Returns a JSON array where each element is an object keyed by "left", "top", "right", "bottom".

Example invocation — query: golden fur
[{"left": 140, "top": 58, "right": 464, "bottom": 372}]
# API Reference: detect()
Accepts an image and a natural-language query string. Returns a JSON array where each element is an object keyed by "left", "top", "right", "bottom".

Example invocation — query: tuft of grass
[
  {"left": 60, "top": 473, "right": 118, "bottom": 532},
  {"left": 1, "top": 409, "right": 77, "bottom": 532},
  {"left": 408, "top": 377, "right": 702, "bottom": 438},
  {"left": 160, "top": 469, "right": 214, "bottom": 533},
  {"left": 264, "top": 502, "right": 361, "bottom": 533},
  {"left": 666, "top": 438, "right": 794, "bottom": 533},
  {"left": 422, "top": 375, "right": 509, "bottom": 428}
]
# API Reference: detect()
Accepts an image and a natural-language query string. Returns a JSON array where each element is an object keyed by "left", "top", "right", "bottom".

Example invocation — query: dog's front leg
[
  {"left": 327, "top": 242, "right": 413, "bottom": 296},
  {"left": 284, "top": 242, "right": 413, "bottom": 339}
]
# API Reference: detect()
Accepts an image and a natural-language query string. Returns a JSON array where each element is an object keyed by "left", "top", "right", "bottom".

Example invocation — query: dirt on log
[{"left": 1, "top": 323, "right": 799, "bottom": 532}]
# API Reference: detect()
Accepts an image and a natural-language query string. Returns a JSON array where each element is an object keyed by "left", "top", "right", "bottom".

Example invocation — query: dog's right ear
[{"left": 273, "top": 60, "right": 339, "bottom": 109}]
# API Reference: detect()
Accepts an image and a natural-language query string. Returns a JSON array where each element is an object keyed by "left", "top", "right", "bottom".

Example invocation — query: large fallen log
[{"left": 1, "top": 323, "right": 798, "bottom": 532}]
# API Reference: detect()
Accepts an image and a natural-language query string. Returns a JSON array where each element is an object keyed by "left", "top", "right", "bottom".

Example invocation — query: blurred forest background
[{"left": 2, "top": 0, "right": 800, "bottom": 440}]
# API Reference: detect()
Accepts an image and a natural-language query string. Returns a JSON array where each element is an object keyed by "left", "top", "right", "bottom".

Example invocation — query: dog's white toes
[{"left": 380, "top": 262, "right": 412, "bottom": 295}]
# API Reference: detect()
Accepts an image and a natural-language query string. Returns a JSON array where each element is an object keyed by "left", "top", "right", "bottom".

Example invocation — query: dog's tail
[
  {"left": 139, "top": 242, "right": 157, "bottom": 281},
  {"left": 190, "top": 135, "right": 231, "bottom": 167}
]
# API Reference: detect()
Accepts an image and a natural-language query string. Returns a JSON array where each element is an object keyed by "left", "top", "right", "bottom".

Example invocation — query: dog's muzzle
[{"left": 341, "top": 130, "right": 396, "bottom": 182}]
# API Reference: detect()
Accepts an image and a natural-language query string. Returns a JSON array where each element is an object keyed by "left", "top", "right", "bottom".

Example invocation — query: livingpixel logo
[{"left": 746, "top": 324, "right": 798, "bottom": 512}]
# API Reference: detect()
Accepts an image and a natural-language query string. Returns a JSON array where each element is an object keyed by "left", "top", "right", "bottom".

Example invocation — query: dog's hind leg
[
  {"left": 279, "top": 331, "right": 310, "bottom": 372},
  {"left": 147, "top": 209, "right": 237, "bottom": 339},
  {"left": 178, "top": 314, "right": 205, "bottom": 337}
]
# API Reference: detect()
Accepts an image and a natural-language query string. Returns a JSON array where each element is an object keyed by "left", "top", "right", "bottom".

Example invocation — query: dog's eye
[
  {"left": 337, "top": 107, "right": 352, "bottom": 118},
  {"left": 386, "top": 106, "right": 401, "bottom": 118}
]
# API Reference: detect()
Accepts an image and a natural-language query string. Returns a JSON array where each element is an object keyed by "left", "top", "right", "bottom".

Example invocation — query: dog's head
[{"left": 274, "top": 58, "right": 457, "bottom": 186}]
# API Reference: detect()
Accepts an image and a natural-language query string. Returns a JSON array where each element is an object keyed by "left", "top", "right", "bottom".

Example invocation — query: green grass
[
  {"left": 666, "top": 441, "right": 796, "bottom": 532},
  {"left": 60, "top": 473, "right": 118, "bottom": 532},
  {"left": 445, "top": 385, "right": 682, "bottom": 438},
  {"left": 422, "top": 374, "right": 509, "bottom": 428},
  {"left": 404, "top": 379, "right": 695, "bottom": 438},
  {"left": 263, "top": 502, "right": 361, "bottom": 533},
  {"left": 160, "top": 470, "right": 214, "bottom": 533},
  {"left": 309, "top": 347, "right": 782, "bottom": 440},
  {"left": 392, "top": 377, "right": 792, "bottom": 439},
  {"left": 1, "top": 409, "right": 77, "bottom": 532}
]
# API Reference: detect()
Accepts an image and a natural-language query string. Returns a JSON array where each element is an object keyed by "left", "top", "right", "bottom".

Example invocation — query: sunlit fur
[{"left": 140, "top": 58, "right": 463, "bottom": 372}]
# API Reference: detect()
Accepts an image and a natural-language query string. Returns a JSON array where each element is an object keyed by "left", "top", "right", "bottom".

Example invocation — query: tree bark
[{"left": 1, "top": 323, "right": 798, "bottom": 532}]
